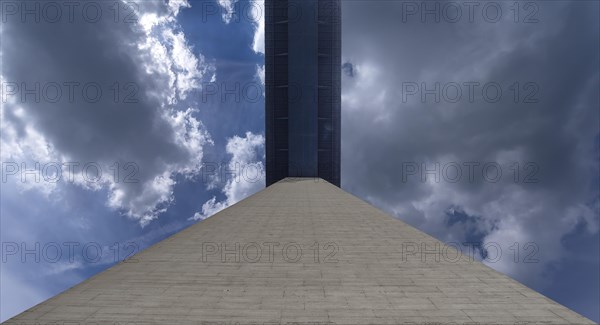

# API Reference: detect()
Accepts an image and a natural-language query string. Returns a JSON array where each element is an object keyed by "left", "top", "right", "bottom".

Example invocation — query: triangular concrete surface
[{"left": 5, "top": 178, "right": 594, "bottom": 324}]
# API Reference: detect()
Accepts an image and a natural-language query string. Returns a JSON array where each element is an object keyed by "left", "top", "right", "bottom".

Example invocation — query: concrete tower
[{"left": 4, "top": 0, "right": 595, "bottom": 323}]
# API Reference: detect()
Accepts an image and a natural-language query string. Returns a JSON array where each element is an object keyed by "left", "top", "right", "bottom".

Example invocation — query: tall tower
[
  {"left": 4, "top": 1, "right": 595, "bottom": 324},
  {"left": 265, "top": 0, "right": 341, "bottom": 187}
]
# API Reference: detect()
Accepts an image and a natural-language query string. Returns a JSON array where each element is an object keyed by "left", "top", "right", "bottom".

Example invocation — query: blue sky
[{"left": 1, "top": 0, "right": 599, "bottom": 323}]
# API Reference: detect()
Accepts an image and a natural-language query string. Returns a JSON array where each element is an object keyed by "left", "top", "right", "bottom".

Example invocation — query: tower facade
[{"left": 265, "top": 0, "right": 341, "bottom": 186}]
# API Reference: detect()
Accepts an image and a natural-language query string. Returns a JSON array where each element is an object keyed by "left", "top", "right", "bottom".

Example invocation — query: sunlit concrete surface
[{"left": 4, "top": 178, "right": 594, "bottom": 324}]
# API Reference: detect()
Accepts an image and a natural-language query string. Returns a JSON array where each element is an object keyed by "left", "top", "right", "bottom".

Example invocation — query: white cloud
[
  {"left": 250, "top": 0, "right": 265, "bottom": 55},
  {"left": 192, "top": 132, "right": 265, "bottom": 220},
  {"left": 218, "top": 0, "right": 239, "bottom": 24},
  {"left": 250, "top": 0, "right": 264, "bottom": 97},
  {"left": 255, "top": 64, "right": 265, "bottom": 91},
  {"left": 232, "top": 0, "right": 263, "bottom": 97},
  {"left": 167, "top": 0, "right": 191, "bottom": 16},
  {"left": 137, "top": 3, "right": 215, "bottom": 104}
]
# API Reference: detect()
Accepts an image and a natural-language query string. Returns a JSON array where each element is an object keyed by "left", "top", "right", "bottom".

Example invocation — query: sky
[{"left": 1, "top": 0, "right": 599, "bottom": 323}]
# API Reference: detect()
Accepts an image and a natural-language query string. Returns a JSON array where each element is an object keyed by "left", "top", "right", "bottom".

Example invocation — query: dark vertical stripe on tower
[{"left": 288, "top": 0, "right": 319, "bottom": 177}]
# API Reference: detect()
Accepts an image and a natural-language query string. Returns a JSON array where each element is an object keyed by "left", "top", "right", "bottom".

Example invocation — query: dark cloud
[
  {"left": 340, "top": 1, "right": 599, "bottom": 321},
  {"left": 342, "top": 62, "right": 354, "bottom": 77},
  {"left": 1, "top": 0, "right": 214, "bottom": 224}
]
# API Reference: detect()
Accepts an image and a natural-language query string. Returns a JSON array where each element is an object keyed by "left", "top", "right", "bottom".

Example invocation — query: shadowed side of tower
[
  {"left": 5, "top": 179, "right": 594, "bottom": 324},
  {"left": 265, "top": 0, "right": 341, "bottom": 187}
]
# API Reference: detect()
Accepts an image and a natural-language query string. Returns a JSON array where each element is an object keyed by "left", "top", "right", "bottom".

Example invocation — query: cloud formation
[
  {"left": 217, "top": 0, "right": 239, "bottom": 24},
  {"left": 250, "top": 0, "right": 265, "bottom": 89},
  {"left": 1, "top": 0, "right": 215, "bottom": 226},
  {"left": 250, "top": 0, "right": 265, "bottom": 55},
  {"left": 192, "top": 131, "right": 265, "bottom": 220},
  {"left": 341, "top": 0, "right": 598, "bottom": 291}
]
